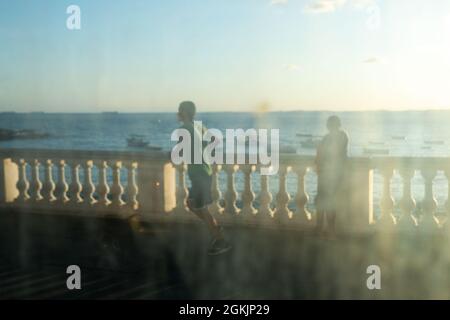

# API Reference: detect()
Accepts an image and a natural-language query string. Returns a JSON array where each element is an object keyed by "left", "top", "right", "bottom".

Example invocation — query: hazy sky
[{"left": 1, "top": 0, "right": 450, "bottom": 112}]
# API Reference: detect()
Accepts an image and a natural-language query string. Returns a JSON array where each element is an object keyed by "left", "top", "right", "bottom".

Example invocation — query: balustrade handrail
[
  {"left": 2, "top": 147, "right": 450, "bottom": 232},
  {"left": 6, "top": 148, "right": 450, "bottom": 172},
  {"left": 370, "top": 156, "right": 450, "bottom": 169},
  {"left": 0, "top": 148, "right": 171, "bottom": 162},
  {"left": 0, "top": 148, "right": 369, "bottom": 164}
]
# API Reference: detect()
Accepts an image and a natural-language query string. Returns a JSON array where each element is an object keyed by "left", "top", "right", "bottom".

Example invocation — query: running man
[{"left": 177, "top": 101, "right": 231, "bottom": 255}]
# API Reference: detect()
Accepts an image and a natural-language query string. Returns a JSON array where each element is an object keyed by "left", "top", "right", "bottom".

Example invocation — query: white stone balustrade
[
  {"left": 2, "top": 149, "right": 450, "bottom": 234},
  {"left": 293, "top": 165, "right": 312, "bottom": 224},
  {"left": 257, "top": 165, "right": 274, "bottom": 220},
  {"left": 397, "top": 166, "right": 417, "bottom": 230},
  {"left": 224, "top": 164, "right": 240, "bottom": 217},
  {"left": 42, "top": 159, "right": 56, "bottom": 204},
  {"left": 67, "top": 160, "right": 82, "bottom": 205},
  {"left": 240, "top": 164, "right": 257, "bottom": 218},
  {"left": 371, "top": 157, "right": 450, "bottom": 233},
  {"left": 0, "top": 149, "right": 174, "bottom": 219},
  {"left": 378, "top": 166, "right": 396, "bottom": 228},
  {"left": 209, "top": 164, "right": 224, "bottom": 216}
]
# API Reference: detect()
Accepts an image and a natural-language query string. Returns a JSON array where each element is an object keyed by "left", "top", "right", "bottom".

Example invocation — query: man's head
[
  {"left": 326, "top": 115, "right": 341, "bottom": 132},
  {"left": 178, "top": 101, "right": 196, "bottom": 123}
]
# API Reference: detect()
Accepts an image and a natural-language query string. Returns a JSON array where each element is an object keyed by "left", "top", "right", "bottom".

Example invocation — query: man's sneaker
[{"left": 207, "top": 238, "right": 232, "bottom": 256}]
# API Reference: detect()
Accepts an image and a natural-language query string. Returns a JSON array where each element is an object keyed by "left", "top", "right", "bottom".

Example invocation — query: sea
[{"left": 2, "top": 111, "right": 450, "bottom": 216}]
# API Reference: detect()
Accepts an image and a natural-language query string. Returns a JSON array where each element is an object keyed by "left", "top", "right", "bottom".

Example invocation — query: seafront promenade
[{"left": 1, "top": 148, "right": 450, "bottom": 298}]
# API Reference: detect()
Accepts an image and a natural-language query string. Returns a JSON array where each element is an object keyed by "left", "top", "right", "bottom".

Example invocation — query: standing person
[
  {"left": 177, "top": 101, "right": 231, "bottom": 255},
  {"left": 315, "top": 115, "right": 348, "bottom": 235}
]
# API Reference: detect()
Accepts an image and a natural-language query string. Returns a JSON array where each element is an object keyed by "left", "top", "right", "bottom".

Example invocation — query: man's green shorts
[{"left": 188, "top": 171, "right": 213, "bottom": 209}]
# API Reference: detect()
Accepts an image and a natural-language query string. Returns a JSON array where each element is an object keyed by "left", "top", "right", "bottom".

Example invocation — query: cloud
[
  {"left": 304, "top": 0, "right": 346, "bottom": 14},
  {"left": 304, "top": 0, "right": 375, "bottom": 14},
  {"left": 283, "top": 64, "right": 301, "bottom": 71},
  {"left": 270, "top": 0, "right": 288, "bottom": 6},
  {"left": 363, "top": 57, "right": 379, "bottom": 64},
  {"left": 351, "top": 0, "right": 375, "bottom": 9},
  {"left": 363, "top": 56, "right": 387, "bottom": 64}
]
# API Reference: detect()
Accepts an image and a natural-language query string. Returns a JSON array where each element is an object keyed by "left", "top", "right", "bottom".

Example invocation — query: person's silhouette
[
  {"left": 315, "top": 115, "right": 348, "bottom": 235},
  {"left": 177, "top": 101, "right": 231, "bottom": 255}
]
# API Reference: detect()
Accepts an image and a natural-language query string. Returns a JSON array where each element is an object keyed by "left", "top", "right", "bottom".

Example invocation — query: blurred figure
[
  {"left": 315, "top": 115, "right": 348, "bottom": 236},
  {"left": 177, "top": 101, "right": 231, "bottom": 255}
]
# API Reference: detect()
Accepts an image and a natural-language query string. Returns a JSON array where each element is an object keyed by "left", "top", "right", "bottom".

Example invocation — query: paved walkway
[{"left": 0, "top": 211, "right": 449, "bottom": 299}]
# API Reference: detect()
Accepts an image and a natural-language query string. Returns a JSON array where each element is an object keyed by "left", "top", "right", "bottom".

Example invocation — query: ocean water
[{"left": 2, "top": 111, "right": 450, "bottom": 216}]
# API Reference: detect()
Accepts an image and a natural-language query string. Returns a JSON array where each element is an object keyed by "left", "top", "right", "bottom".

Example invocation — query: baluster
[
  {"left": 397, "top": 167, "right": 418, "bottom": 230},
  {"left": 257, "top": 166, "right": 273, "bottom": 219},
  {"left": 68, "top": 161, "right": 82, "bottom": 205},
  {"left": 377, "top": 167, "right": 396, "bottom": 228},
  {"left": 209, "top": 164, "right": 223, "bottom": 215},
  {"left": 110, "top": 161, "right": 125, "bottom": 209},
  {"left": 273, "top": 165, "right": 291, "bottom": 222},
  {"left": 96, "top": 160, "right": 111, "bottom": 207},
  {"left": 241, "top": 164, "right": 256, "bottom": 217},
  {"left": 29, "top": 159, "right": 43, "bottom": 203},
  {"left": 54, "top": 160, "right": 69, "bottom": 204},
  {"left": 224, "top": 164, "right": 239, "bottom": 216},
  {"left": 41, "top": 159, "right": 56, "bottom": 203},
  {"left": 125, "top": 161, "right": 139, "bottom": 210},
  {"left": 174, "top": 164, "right": 189, "bottom": 214},
  {"left": 15, "top": 159, "right": 30, "bottom": 203},
  {"left": 420, "top": 167, "right": 440, "bottom": 231},
  {"left": 82, "top": 160, "right": 96, "bottom": 205},
  {"left": 293, "top": 165, "right": 312, "bottom": 223}
]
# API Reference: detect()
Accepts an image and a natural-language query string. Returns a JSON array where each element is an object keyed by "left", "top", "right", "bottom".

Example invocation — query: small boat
[
  {"left": 127, "top": 134, "right": 162, "bottom": 150},
  {"left": 127, "top": 135, "right": 149, "bottom": 148},
  {"left": 296, "top": 133, "right": 313, "bottom": 138},
  {"left": 424, "top": 140, "right": 444, "bottom": 145},
  {"left": 363, "top": 148, "right": 389, "bottom": 155}
]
